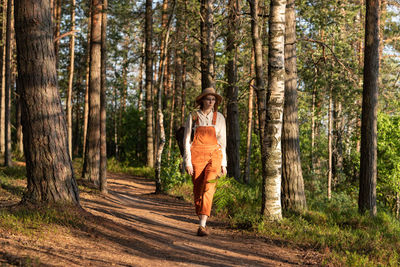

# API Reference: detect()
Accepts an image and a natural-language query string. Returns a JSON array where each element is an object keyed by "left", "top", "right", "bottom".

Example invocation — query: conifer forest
[{"left": 0, "top": 0, "right": 400, "bottom": 266}]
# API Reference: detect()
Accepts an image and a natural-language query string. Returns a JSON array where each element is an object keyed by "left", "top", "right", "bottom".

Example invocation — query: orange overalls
[{"left": 190, "top": 111, "right": 223, "bottom": 217}]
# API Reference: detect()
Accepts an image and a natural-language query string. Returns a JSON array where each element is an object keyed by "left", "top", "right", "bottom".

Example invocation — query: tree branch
[
  {"left": 54, "top": 30, "right": 79, "bottom": 42},
  {"left": 299, "top": 37, "right": 359, "bottom": 86}
]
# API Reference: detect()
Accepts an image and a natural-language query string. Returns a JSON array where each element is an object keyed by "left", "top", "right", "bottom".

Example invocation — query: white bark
[{"left": 262, "top": 0, "right": 286, "bottom": 221}]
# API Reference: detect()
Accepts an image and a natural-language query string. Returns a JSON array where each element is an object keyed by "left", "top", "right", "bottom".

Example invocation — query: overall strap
[{"left": 212, "top": 111, "right": 217, "bottom": 125}]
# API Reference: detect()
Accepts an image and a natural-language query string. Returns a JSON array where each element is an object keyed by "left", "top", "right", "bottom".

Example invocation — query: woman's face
[{"left": 201, "top": 94, "right": 216, "bottom": 110}]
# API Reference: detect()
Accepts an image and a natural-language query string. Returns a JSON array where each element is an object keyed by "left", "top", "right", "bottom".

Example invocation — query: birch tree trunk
[
  {"left": 155, "top": 3, "right": 174, "bottom": 193},
  {"left": 225, "top": 0, "right": 241, "bottom": 181},
  {"left": 262, "top": 0, "right": 286, "bottom": 221},
  {"left": 281, "top": 0, "right": 306, "bottom": 212},
  {"left": 15, "top": 0, "right": 79, "bottom": 204},
  {"left": 359, "top": 0, "right": 379, "bottom": 216}
]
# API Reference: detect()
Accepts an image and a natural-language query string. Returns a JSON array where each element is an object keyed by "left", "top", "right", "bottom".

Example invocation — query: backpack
[{"left": 175, "top": 111, "right": 198, "bottom": 157}]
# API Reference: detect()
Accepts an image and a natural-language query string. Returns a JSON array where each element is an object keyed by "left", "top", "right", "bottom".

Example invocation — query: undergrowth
[
  {"left": 0, "top": 165, "right": 84, "bottom": 236},
  {"left": 107, "top": 157, "right": 154, "bottom": 178},
  {"left": 166, "top": 171, "right": 400, "bottom": 266}
]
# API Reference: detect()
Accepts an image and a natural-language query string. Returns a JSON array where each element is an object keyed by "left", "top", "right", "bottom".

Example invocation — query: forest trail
[{"left": 1, "top": 172, "right": 322, "bottom": 266}]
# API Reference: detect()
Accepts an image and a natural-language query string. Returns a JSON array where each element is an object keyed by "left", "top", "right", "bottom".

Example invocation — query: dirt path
[{"left": 1, "top": 172, "right": 322, "bottom": 266}]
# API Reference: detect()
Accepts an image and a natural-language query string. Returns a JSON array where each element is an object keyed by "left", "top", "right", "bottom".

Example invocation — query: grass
[
  {"left": 0, "top": 203, "right": 85, "bottom": 236},
  {"left": 0, "top": 165, "right": 85, "bottom": 236},
  {"left": 0, "top": 165, "right": 27, "bottom": 200},
  {"left": 107, "top": 157, "right": 154, "bottom": 178}
]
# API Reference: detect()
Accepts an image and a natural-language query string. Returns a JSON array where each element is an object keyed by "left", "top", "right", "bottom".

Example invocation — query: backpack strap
[
  {"left": 212, "top": 111, "right": 217, "bottom": 125},
  {"left": 191, "top": 111, "right": 199, "bottom": 126}
]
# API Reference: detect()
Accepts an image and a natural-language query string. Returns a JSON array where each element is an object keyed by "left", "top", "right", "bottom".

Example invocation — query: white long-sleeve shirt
[{"left": 183, "top": 110, "right": 227, "bottom": 168}]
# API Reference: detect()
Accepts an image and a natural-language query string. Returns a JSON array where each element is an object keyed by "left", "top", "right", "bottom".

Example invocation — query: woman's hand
[
  {"left": 221, "top": 166, "right": 227, "bottom": 176},
  {"left": 186, "top": 165, "right": 194, "bottom": 176}
]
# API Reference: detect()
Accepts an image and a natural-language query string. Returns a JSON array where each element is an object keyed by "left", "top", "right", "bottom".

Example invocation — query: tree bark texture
[
  {"left": 281, "top": 0, "right": 306, "bottom": 212},
  {"left": 138, "top": 39, "right": 144, "bottom": 116},
  {"left": 83, "top": 0, "right": 102, "bottom": 185},
  {"left": 4, "top": 0, "right": 12, "bottom": 166},
  {"left": 333, "top": 99, "right": 343, "bottom": 183},
  {"left": 244, "top": 50, "right": 255, "bottom": 184},
  {"left": 359, "top": 0, "right": 379, "bottom": 216},
  {"left": 14, "top": 0, "right": 79, "bottom": 203},
  {"left": 15, "top": 88, "right": 23, "bottom": 156},
  {"left": 53, "top": 0, "right": 60, "bottom": 70},
  {"left": 200, "top": 0, "right": 215, "bottom": 90},
  {"left": 248, "top": 0, "right": 267, "bottom": 183},
  {"left": 145, "top": 0, "right": 154, "bottom": 168},
  {"left": 0, "top": 0, "right": 5, "bottom": 155},
  {"left": 328, "top": 85, "right": 333, "bottom": 199},
  {"left": 100, "top": 0, "right": 107, "bottom": 194},
  {"left": 82, "top": 9, "right": 91, "bottom": 160},
  {"left": 155, "top": 1, "right": 174, "bottom": 193},
  {"left": 225, "top": 0, "right": 241, "bottom": 181},
  {"left": 67, "top": 0, "right": 76, "bottom": 158},
  {"left": 262, "top": 0, "right": 286, "bottom": 221},
  {"left": 181, "top": 28, "right": 187, "bottom": 125}
]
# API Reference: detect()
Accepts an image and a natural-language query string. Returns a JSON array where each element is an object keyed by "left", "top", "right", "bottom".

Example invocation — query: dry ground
[{"left": 0, "top": 171, "right": 323, "bottom": 266}]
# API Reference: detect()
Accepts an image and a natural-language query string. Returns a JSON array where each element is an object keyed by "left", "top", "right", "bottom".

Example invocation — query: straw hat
[{"left": 195, "top": 87, "right": 223, "bottom": 106}]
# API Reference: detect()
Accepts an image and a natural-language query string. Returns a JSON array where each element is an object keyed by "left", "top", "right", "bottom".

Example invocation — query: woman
[{"left": 183, "top": 87, "right": 227, "bottom": 236}]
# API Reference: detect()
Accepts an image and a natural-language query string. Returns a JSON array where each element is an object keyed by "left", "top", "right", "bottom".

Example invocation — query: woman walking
[{"left": 183, "top": 87, "right": 227, "bottom": 236}]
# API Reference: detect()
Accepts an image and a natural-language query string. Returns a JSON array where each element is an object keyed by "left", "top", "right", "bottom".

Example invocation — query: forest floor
[{"left": 0, "top": 171, "right": 324, "bottom": 266}]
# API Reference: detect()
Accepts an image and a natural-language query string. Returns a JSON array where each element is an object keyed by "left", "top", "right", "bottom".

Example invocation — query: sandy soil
[{"left": 0, "top": 172, "right": 323, "bottom": 266}]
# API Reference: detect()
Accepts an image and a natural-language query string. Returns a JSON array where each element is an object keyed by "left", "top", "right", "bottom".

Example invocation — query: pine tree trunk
[
  {"left": 82, "top": 10, "right": 91, "bottom": 160},
  {"left": 359, "top": 0, "right": 379, "bottom": 216},
  {"left": 333, "top": 100, "right": 343, "bottom": 184},
  {"left": 225, "top": 0, "right": 241, "bottom": 181},
  {"left": 181, "top": 29, "right": 187, "bottom": 125},
  {"left": 4, "top": 0, "right": 12, "bottom": 166},
  {"left": 311, "top": 86, "right": 315, "bottom": 174},
  {"left": 15, "top": 0, "right": 79, "bottom": 204},
  {"left": 281, "top": 0, "right": 306, "bottom": 212},
  {"left": 73, "top": 84, "right": 81, "bottom": 156},
  {"left": 15, "top": 78, "right": 23, "bottom": 156},
  {"left": 83, "top": 0, "right": 102, "bottom": 185},
  {"left": 145, "top": 0, "right": 154, "bottom": 168},
  {"left": 138, "top": 39, "right": 144, "bottom": 115},
  {"left": 248, "top": 0, "right": 267, "bottom": 182},
  {"left": 99, "top": 0, "right": 107, "bottom": 194},
  {"left": 113, "top": 85, "right": 119, "bottom": 158},
  {"left": 200, "top": 0, "right": 215, "bottom": 90},
  {"left": 67, "top": 0, "right": 76, "bottom": 158},
  {"left": 0, "top": 0, "right": 5, "bottom": 155},
  {"left": 328, "top": 85, "right": 332, "bottom": 200},
  {"left": 244, "top": 50, "right": 255, "bottom": 184},
  {"left": 262, "top": 0, "right": 286, "bottom": 221},
  {"left": 53, "top": 0, "right": 61, "bottom": 70}
]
